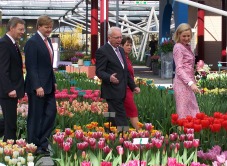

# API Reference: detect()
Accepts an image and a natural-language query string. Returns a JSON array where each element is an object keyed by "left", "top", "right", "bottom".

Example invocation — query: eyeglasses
[{"left": 111, "top": 36, "right": 122, "bottom": 39}]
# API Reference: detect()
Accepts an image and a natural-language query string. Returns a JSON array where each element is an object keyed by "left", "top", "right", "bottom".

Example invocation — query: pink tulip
[
  {"left": 116, "top": 146, "right": 124, "bottom": 155},
  {"left": 75, "top": 130, "right": 84, "bottom": 139},
  {"left": 131, "top": 131, "right": 139, "bottom": 138},
  {"left": 168, "top": 157, "right": 177, "bottom": 165},
  {"left": 53, "top": 133, "right": 65, "bottom": 144},
  {"left": 88, "top": 138, "right": 96, "bottom": 146},
  {"left": 144, "top": 123, "right": 153, "bottom": 131},
  {"left": 186, "top": 128, "right": 194, "bottom": 134},
  {"left": 82, "top": 151, "right": 86, "bottom": 159},
  {"left": 101, "top": 161, "right": 112, "bottom": 166},
  {"left": 98, "top": 140, "right": 105, "bottom": 149},
  {"left": 192, "top": 139, "right": 200, "bottom": 148},
  {"left": 119, "top": 137, "right": 124, "bottom": 144},
  {"left": 63, "top": 142, "right": 71, "bottom": 152},
  {"left": 183, "top": 141, "right": 193, "bottom": 149},
  {"left": 66, "top": 137, "right": 73, "bottom": 145},
  {"left": 103, "top": 145, "right": 111, "bottom": 154},
  {"left": 81, "top": 161, "right": 91, "bottom": 166},
  {"left": 16, "top": 138, "right": 27, "bottom": 147},
  {"left": 179, "top": 134, "right": 186, "bottom": 141},
  {"left": 77, "top": 142, "right": 89, "bottom": 150},
  {"left": 196, "top": 60, "right": 204, "bottom": 71},
  {"left": 216, "top": 154, "right": 226, "bottom": 164},
  {"left": 109, "top": 133, "right": 116, "bottom": 141},
  {"left": 186, "top": 134, "right": 194, "bottom": 141}
]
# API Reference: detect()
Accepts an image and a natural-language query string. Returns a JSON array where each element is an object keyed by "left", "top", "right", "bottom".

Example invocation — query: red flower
[
  {"left": 210, "top": 123, "right": 221, "bottom": 132},
  {"left": 193, "top": 124, "right": 202, "bottom": 132},
  {"left": 201, "top": 119, "right": 210, "bottom": 128},
  {"left": 214, "top": 112, "right": 223, "bottom": 118},
  {"left": 171, "top": 114, "right": 178, "bottom": 124},
  {"left": 222, "top": 120, "right": 227, "bottom": 131},
  {"left": 196, "top": 112, "right": 206, "bottom": 119}
]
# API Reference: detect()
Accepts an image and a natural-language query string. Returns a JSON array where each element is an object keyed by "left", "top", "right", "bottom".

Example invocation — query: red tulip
[
  {"left": 196, "top": 112, "right": 206, "bottom": 119},
  {"left": 210, "top": 123, "right": 221, "bottom": 132},
  {"left": 193, "top": 124, "right": 202, "bottom": 132},
  {"left": 201, "top": 119, "right": 210, "bottom": 128}
]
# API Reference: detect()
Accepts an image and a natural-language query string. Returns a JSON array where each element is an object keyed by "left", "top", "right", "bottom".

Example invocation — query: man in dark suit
[
  {"left": 24, "top": 15, "right": 57, "bottom": 155},
  {"left": 0, "top": 17, "right": 25, "bottom": 141},
  {"left": 95, "top": 26, "right": 140, "bottom": 127}
]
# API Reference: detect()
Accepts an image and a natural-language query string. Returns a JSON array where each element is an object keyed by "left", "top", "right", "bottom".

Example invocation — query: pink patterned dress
[{"left": 173, "top": 43, "right": 200, "bottom": 119}]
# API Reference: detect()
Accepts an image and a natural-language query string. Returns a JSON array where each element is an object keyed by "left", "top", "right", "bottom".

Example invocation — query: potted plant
[
  {"left": 83, "top": 54, "right": 91, "bottom": 66},
  {"left": 150, "top": 53, "right": 160, "bottom": 75},
  {"left": 75, "top": 52, "right": 85, "bottom": 66}
]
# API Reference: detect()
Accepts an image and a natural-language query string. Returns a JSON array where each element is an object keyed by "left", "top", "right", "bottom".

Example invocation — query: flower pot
[
  {"left": 161, "top": 52, "right": 173, "bottom": 79},
  {"left": 152, "top": 62, "right": 159, "bottom": 75},
  {"left": 72, "top": 63, "right": 78, "bottom": 67},
  {"left": 78, "top": 59, "right": 84, "bottom": 66},
  {"left": 84, "top": 60, "right": 91, "bottom": 66}
]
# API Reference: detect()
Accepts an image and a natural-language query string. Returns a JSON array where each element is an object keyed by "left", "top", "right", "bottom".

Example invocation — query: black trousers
[
  {"left": 106, "top": 99, "right": 128, "bottom": 127},
  {"left": 0, "top": 98, "right": 18, "bottom": 141},
  {"left": 27, "top": 92, "right": 56, "bottom": 149},
  {"left": 0, "top": 118, "right": 4, "bottom": 137}
]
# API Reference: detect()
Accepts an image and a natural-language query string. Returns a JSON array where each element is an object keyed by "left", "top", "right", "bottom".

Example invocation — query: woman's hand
[{"left": 191, "top": 84, "right": 201, "bottom": 94}]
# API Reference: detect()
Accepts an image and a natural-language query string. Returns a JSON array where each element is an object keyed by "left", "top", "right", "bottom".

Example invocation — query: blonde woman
[{"left": 173, "top": 23, "right": 200, "bottom": 119}]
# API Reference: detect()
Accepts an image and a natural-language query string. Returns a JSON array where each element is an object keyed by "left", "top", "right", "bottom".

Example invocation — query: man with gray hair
[
  {"left": 95, "top": 26, "right": 140, "bottom": 128},
  {"left": 0, "top": 17, "right": 25, "bottom": 141}
]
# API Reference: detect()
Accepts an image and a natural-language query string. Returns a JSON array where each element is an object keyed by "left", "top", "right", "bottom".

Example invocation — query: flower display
[
  {"left": 75, "top": 52, "right": 85, "bottom": 59},
  {"left": 0, "top": 139, "right": 37, "bottom": 166},
  {"left": 150, "top": 54, "right": 160, "bottom": 62},
  {"left": 158, "top": 39, "right": 174, "bottom": 54},
  {"left": 70, "top": 56, "right": 78, "bottom": 63},
  {"left": 196, "top": 60, "right": 211, "bottom": 78}
]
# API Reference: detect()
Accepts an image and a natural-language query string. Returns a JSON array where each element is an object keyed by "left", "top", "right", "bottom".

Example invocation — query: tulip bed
[{"left": 1, "top": 71, "right": 227, "bottom": 165}]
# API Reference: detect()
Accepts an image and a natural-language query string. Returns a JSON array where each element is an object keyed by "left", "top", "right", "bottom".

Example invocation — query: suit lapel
[
  {"left": 106, "top": 43, "right": 124, "bottom": 69},
  {"left": 35, "top": 33, "right": 53, "bottom": 64},
  {"left": 4, "top": 35, "right": 23, "bottom": 68}
]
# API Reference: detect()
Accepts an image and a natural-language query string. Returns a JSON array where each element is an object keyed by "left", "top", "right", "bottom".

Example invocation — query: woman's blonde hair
[{"left": 173, "top": 23, "right": 192, "bottom": 43}]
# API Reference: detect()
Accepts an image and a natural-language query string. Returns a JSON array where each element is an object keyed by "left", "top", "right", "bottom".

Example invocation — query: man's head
[
  {"left": 7, "top": 17, "right": 25, "bottom": 41},
  {"left": 108, "top": 26, "right": 122, "bottom": 48},
  {"left": 36, "top": 15, "right": 54, "bottom": 38}
]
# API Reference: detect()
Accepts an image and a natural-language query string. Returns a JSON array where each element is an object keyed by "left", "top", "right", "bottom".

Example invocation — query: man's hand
[
  {"left": 110, "top": 73, "right": 119, "bottom": 84},
  {"left": 55, "top": 83, "right": 57, "bottom": 91},
  {"left": 134, "top": 87, "right": 140, "bottom": 94},
  {"left": 8, "top": 90, "right": 17, "bottom": 98},
  {"left": 36, "top": 87, "right": 44, "bottom": 97}
]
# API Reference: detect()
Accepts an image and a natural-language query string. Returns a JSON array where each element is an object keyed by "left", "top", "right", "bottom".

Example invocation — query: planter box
[{"left": 66, "top": 65, "right": 96, "bottom": 79}]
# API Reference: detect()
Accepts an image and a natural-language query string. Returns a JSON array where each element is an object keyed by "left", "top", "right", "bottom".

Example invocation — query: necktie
[
  {"left": 14, "top": 42, "right": 20, "bottom": 54},
  {"left": 115, "top": 47, "right": 124, "bottom": 68},
  {"left": 44, "top": 38, "right": 53, "bottom": 63}
]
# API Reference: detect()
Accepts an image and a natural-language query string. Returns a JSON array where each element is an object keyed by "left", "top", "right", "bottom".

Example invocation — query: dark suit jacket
[
  {"left": 0, "top": 35, "right": 24, "bottom": 99},
  {"left": 95, "top": 43, "right": 136, "bottom": 99},
  {"left": 24, "top": 33, "right": 56, "bottom": 94}
]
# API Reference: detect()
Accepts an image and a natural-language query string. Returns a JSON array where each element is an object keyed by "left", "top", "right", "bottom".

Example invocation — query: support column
[
  {"left": 197, "top": 1, "right": 205, "bottom": 62},
  {"left": 91, "top": 0, "right": 98, "bottom": 64},
  {"left": 221, "top": 0, "right": 227, "bottom": 63},
  {"left": 100, "top": 0, "right": 108, "bottom": 46}
]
